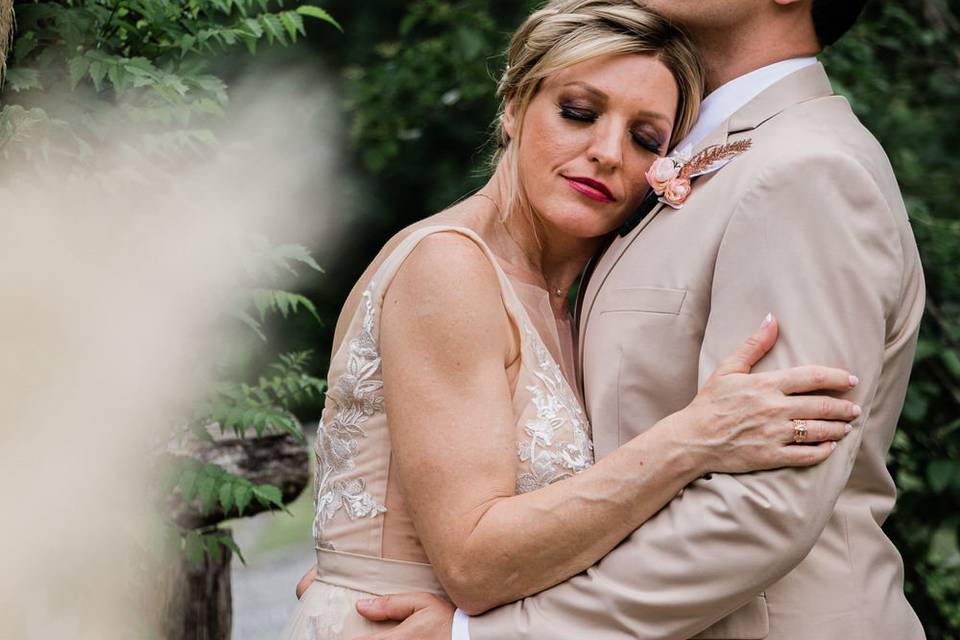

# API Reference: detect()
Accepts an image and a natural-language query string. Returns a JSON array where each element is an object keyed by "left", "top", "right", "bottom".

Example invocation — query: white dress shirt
[{"left": 450, "top": 55, "right": 819, "bottom": 640}]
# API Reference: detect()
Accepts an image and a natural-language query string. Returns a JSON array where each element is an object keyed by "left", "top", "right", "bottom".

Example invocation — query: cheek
[
  {"left": 516, "top": 116, "right": 583, "bottom": 194},
  {"left": 522, "top": 114, "right": 583, "bottom": 169},
  {"left": 628, "top": 157, "right": 657, "bottom": 201}
]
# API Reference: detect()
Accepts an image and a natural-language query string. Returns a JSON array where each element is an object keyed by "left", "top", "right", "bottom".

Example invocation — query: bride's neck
[{"left": 478, "top": 170, "right": 599, "bottom": 314}]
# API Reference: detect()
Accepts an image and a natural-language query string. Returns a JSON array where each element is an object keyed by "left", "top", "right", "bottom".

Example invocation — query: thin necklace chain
[{"left": 472, "top": 192, "right": 566, "bottom": 298}]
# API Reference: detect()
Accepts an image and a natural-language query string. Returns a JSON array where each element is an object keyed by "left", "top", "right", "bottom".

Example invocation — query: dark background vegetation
[{"left": 2, "top": 0, "right": 957, "bottom": 636}]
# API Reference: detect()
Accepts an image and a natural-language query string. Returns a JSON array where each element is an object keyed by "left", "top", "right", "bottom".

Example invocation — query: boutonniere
[{"left": 645, "top": 140, "right": 753, "bottom": 209}]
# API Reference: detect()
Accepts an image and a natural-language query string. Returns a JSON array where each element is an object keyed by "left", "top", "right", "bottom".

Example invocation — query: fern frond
[
  {"left": 249, "top": 287, "right": 322, "bottom": 323},
  {"left": 679, "top": 140, "right": 753, "bottom": 179}
]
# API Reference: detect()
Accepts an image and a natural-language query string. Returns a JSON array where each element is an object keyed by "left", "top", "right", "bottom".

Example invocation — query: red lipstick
[{"left": 564, "top": 176, "right": 615, "bottom": 203}]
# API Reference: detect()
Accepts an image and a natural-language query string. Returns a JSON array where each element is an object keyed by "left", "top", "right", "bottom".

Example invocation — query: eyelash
[{"left": 559, "top": 106, "right": 662, "bottom": 155}]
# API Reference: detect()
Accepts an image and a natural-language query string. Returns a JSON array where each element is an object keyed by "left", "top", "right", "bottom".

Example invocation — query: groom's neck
[{"left": 692, "top": 19, "right": 821, "bottom": 93}]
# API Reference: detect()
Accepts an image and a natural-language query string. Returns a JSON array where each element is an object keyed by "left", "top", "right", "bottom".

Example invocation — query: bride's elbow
[{"left": 436, "top": 561, "right": 510, "bottom": 616}]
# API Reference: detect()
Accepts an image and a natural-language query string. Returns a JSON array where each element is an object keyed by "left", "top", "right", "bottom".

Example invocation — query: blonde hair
[{"left": 492, "top": 0, "right": 705, "bottom": 221}]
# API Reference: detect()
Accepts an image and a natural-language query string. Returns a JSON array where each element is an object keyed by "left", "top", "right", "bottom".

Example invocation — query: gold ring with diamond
[{"left": 793, "top": 419, "right": 808, "bottom": 444}]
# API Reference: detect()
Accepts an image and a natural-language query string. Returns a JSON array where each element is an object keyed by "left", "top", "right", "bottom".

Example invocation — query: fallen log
[{"left": 169, "top": 429, "right": 312, "bottom": 529}]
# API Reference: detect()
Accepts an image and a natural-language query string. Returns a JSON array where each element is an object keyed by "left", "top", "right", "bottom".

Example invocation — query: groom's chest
[{"left": 579, "top": 174, "right": 741, "bottom": 456}]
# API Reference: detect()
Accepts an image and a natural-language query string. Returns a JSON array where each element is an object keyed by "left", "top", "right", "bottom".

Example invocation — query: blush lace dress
[{"left": 279, "top": 225, "right": 594, "bottom": 639}]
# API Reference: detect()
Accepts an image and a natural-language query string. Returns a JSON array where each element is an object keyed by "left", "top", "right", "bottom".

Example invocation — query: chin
[{"left": 547, "top": 204, "right": 624, "bottom": 239}]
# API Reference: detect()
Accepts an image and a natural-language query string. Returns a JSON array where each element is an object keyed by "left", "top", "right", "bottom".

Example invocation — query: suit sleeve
[{"left": 467, "top": 153, "right": 907, "bottom": 640}]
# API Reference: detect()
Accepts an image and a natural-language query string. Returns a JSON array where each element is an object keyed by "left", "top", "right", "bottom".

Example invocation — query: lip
[{"left": 563, "top": 176, "right": 616, "bottom": 203}]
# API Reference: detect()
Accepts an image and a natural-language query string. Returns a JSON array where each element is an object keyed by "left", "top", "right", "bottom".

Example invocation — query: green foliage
[
  {"left": 173, "top": 457, "right": 290, "bottom": 566},
  {"left": 340, "top": 0, "right": 500, "bottom": 173},
  {"left": 195, "top": 350, "right": 326, "bottom": 443},
  {"left": 2, "top": 0, "right": 338, "bottom": 162},
  {"left": 233, "top": 237, "right": 326, "bottom": 340},
  {"left": 821, "top": 3, "right": 960, "bottom": 634}
]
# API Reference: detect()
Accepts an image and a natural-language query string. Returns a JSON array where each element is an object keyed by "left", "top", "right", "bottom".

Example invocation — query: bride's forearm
[{"left": 440, "top": 410, "right": 704, "bottom": 615}]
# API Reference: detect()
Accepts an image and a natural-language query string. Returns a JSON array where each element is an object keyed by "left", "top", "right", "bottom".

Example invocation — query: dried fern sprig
[{"left": 679, "top": 140, "right": 753, "bottom": 179}]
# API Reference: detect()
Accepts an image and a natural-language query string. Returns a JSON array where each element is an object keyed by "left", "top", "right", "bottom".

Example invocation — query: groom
[{"left": 352, "top": 0, "right": 927, "bottom": 638}]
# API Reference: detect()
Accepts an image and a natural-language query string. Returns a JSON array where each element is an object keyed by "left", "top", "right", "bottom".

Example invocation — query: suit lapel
[{"left": 576, "top": 122, "right": 730, "bottom": 376}]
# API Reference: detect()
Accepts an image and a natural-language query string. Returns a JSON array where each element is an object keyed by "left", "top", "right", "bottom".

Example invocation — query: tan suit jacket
[{"left": 470, "top": 63, "right": 926, "bottom": 639}]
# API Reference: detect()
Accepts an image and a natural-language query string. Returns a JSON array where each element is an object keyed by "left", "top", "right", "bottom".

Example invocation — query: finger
[
  {"left": 356, "top": 593, "right": 434, "bottom": 622},
  {"left": 782, "top": 419, "right": 852, "bottom": 444},
  {"left": 295, "top": 565, "right": 318, "bottom": 600},
  {"left": 713, "top": 313, "right": 778, "bottom": 376},
  {"left": 786, "top": 395, "right": 862, "bottom": 421},
  {"left": 775, "top": 366, "right": 859, "bottom": 395},
  {"left": 780, "top": 440, "right": 837, "bottom": 467}
]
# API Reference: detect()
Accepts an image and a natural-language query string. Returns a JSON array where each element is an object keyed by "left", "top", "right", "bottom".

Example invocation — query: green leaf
[
  {"left": 259, "top": 14, "right": 288, "bottom": 45},
  {"left": 183, "top": 530, "right": 205, "bottom": 567},
  {"left": 179, "top": 34, "right": 196, "bottom": 56},
  {"left": 280, "top": 12, "right": 305, "bottom": 41},
  {"left": 219, "top": 480, "right": 235, "bottom": 513},
  {"left": 14, "top": 32, "right": 38, "bottom": 63},
  {"left": 5, "top": 68, "right": 43, "bottom": 92},
  {"left": 272, "top": 243, "right": 324, "bottom": 273},
  {"left": 252, "top": 483, "right": 286, "bottom": 511},
  {"left": 203, "top": 463, "right": 225, "bottom": 478},
  {"left": 89, "top": 61, "right": 107, "bottom": 92},
  {"left": 197, "top": 476, "right": 217, "bottom": 514},
  {"left": 178, "top": 469, "right": 199, "bottom": 502},
  {"left": 295, "top": 5, "right": 342, "bottom": 32},
  {"left": 215, "top": 534, "right": 246, "bottom": 565},
  {"left": 234, "top": 483, "right": 253, "bottom": 516},
  {"left": 205, "top": 534, "right": 222, "bottom": 563},
  {"left": 244, "top": 17, "right": 264, "bottom": 38},
  {"left": 67, "top": 56, "right": 90, "bottom": 89}
]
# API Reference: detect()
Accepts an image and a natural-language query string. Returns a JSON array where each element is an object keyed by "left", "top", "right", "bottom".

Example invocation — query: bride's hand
[{"left": 676, "top": 314, "right": 860, "bottom": 475}]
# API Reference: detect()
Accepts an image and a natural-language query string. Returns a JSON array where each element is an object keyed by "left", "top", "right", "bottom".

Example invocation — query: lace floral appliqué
[
  {"left": 516, "top": 319, "right": 594, "bottom": 494},
  {"left": 312, "top": 288, "right": 387, "bottom": 550}
]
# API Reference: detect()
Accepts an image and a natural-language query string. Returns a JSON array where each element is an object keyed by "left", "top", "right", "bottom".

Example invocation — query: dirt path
[{"left": 231, "top": 538, "right": 315, "bottom": 639}]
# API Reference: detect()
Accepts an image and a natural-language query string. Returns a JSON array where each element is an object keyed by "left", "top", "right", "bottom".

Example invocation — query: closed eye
[
  {"left": 559, "top": 106, "right": 596, "bottom": 123},
  {"left": 631, "top": 132, "right": 662, "bottom": 155}
]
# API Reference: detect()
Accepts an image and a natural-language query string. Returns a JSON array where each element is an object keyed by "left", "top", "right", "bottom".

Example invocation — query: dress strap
[{"left": 367, "top": 224, "right": 535, "bottom": 340}]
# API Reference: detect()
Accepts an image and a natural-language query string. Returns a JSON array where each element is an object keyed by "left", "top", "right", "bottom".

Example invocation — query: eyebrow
[{"left": 562, "top": 81, "right": 673, "bottom": 125}]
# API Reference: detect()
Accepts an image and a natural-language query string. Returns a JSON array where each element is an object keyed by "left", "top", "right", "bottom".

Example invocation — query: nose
[{"left": 587, "top": 117, "right": 624, "bottom": 171}]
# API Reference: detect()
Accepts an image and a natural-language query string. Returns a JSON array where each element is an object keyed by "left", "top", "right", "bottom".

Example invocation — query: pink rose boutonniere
[{"left": 645, "top": 140, "right": 753, "bottom": 209}]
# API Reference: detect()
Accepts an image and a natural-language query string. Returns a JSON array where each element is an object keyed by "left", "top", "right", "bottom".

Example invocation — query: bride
[{"left": 282, "top": 1, "right": 860, "bottom": 638}]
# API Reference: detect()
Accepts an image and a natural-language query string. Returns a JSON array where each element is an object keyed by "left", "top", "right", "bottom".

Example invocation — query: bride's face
[{"left": 505, "top": 53, "right": 678, "bottom": 239}]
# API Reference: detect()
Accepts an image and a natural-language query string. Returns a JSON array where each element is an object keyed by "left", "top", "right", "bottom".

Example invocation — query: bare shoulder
[
  {"left": 381, "top": 230, "right": 511, "bottom": 364},
  {"left": 400, "top": 230, "right": 498, "bottom": 286}
]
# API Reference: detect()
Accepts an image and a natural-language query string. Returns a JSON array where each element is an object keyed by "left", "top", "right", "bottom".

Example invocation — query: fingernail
[
  {"left": 844, "top": 424, "right": 852, "bottom": 434},
  {"left": 849, "top": 375, "right": 860, "bottom": 387},
  {"left": 357, "top": 599, "right": 375, "bottom": 609},
  {"left": 852, "top": 404, "right": 862, "bottom": 417},
  {"left": 761, "top": 313, "right": 773, "bottom": 328}
]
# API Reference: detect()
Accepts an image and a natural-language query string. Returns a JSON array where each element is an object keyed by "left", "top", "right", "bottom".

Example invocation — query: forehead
[{"left": 541, "top": 53, "right": 678, "bottom": 114}]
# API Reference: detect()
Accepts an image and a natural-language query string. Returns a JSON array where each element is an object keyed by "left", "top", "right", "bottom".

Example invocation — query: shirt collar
[{"left": 676, "top": 57, "right": 818, "bottom": 152}]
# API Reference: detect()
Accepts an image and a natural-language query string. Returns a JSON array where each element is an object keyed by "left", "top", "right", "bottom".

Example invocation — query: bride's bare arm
[{"left": 378, "top": 234, "right": 858, "bottom": 615}]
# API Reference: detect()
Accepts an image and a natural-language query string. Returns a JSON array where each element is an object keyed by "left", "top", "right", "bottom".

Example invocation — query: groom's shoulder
[{"left": 747, "top": 91, "right": 897, "bottom": 193}]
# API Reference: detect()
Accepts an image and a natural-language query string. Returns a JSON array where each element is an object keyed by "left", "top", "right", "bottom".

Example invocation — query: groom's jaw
[{"left": 641, "top": 0, "right": 822, "bottom": 92}]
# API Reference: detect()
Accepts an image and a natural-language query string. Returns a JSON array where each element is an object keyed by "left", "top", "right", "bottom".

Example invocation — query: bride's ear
[{"left": 501, "top": 97, "right": 519, "bottom": 141}]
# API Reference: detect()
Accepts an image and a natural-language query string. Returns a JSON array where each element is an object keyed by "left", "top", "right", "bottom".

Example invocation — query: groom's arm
[{"left": 462, "top": 152, "right": 918, "bottom": 640}]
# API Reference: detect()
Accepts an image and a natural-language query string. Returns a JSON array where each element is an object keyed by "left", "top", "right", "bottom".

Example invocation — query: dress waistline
[{"left": 314, "top": 547, "right": 446, "bottom": 597}]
